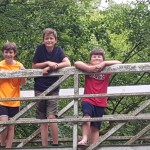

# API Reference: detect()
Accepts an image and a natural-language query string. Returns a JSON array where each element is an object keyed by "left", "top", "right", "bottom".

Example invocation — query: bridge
[{"left": 0, "top": 63, "right": 150, "bottom": 150}]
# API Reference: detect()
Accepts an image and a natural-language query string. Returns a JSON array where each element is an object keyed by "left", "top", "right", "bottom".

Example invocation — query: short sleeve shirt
[
  {"left": 0, "top": 60, "right": 23, "bottom": 107},
  {"left": 82, "top": 73, "right": 110, "bottom": 107},
  {"left": 33, "top": 44, "right": 66, "bottom": 92}
]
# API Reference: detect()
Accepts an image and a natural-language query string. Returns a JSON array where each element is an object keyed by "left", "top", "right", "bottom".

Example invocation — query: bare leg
[
  {"left": 78, "top": 116, "right": 91, "bottom": 145},
  {"left": 48, "top": 115, "right": 58, "bottom": 145},
  {"left": 40, "top": 123, "right": 48, "bottom": 146},
  {"left": 0, "top": 128, "right": 7, "bottom": 147},
  {"left": 90, "top": 126, "right": 100, "bottom": 144},
  {"left": 0, "top": 116, "right": 8, "bottom": 147},
  {"left": 5, "top": 125, "right": 15, "bottom": 148}
]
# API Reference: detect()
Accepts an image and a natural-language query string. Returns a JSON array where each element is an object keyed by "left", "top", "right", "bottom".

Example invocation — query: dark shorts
[
  {"left": 35, "top": 91, "right": 59, "bottom": 119},
  {"left": 81, "top": 101, "right": 105, "bottom": 130},
  {"left": 0, "top": 105, "right": 19, "bottom": 118}
]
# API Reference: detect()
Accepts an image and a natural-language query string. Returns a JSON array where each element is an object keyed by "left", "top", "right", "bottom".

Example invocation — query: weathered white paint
[{"left": 20, "top": 85, "right": 150, "bottom": 97}]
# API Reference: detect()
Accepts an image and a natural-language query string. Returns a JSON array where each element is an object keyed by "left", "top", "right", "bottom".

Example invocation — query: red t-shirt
[{"left": 82, "top": 73, "right": 110, "bottom": 107}]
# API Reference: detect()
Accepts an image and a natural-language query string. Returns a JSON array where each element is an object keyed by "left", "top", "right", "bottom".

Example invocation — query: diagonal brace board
[
  {"left": 0, "top": 74, "right": 70, "bottom": 138},
  {"left": 125, "top": 124, "right": 150, "bottom": 145}
]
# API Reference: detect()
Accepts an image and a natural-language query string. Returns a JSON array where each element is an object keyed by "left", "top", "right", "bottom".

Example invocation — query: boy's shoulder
[
  {"left": 16, "top": 61, "right": 23, "bottom": 66},
  {"left": 36, "top": 44, "right": 62, "bottom": 51},
  {"left": 0, "top": 60, "right": 4, "bottom": 64},
  {"left": 37, "top": 43, "right": 45, "bottom": 49},
  {"left": 54, "top": 45, "right": 63, "bottom": 50}
]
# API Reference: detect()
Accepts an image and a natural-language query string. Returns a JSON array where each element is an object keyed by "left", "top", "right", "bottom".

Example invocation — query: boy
[
  {"left": 32, "top": 28, "right": 71, "bottom": 146},
  {"left": 74, "top": 48, "right": 121, "bottom": 146},
  {"left": 0, "top": 41, "right": 26, "bottom": 148}
]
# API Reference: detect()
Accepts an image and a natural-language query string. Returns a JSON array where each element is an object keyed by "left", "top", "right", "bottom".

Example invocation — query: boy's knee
[{"left": 47, "top": 115, "right": 56, "bottom": 119}]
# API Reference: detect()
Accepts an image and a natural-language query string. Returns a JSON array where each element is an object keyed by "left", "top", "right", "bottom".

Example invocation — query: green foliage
[{"left": 0, "top": 0, "right": 150, "bottom": 145}]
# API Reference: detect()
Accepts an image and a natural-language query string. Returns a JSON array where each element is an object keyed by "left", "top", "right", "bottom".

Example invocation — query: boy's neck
[
  {"left": 5, "top": 60, "right": 16, "bottom": 65},
  {"left": 46, "top": 46, "right": 54, "bottom": 52}
]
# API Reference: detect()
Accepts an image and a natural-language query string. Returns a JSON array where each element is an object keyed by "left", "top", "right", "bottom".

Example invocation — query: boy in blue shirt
[{"left": 32, "top": 28, "right": 71, "bottom": 146}]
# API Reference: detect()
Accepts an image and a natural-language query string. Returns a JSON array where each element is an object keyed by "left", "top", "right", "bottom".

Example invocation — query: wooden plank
[
  {"left": 9, "top": 145, "right": 150, "bottom": 150},
  {"left": 1, "top": 114, "right": 150, "bottom": 125},
  {"left": 0, "top": 63, "right": 150, "bottom": 79},
  {"left": 13, "top": 136, "right": 150, "bottom": 143},
  {"left": 95, "top": 145, "right": 150, "bottom": 150},
  {"left": 73, "top": 74, "right": 79, "bottom": 150},
  {"left": 125, "top": 124, "right": 150, "bottom": 145},
  {"left": 1, "top": 91, "right": 149, "bottom": 102},
  {"left": 20, "top": 85, "right": 150, "bottom": 97},
  {"left": 11, "top": 147, "right": 72, "bottom": 150},
  {"left": 44, "top": 63, "right": 150, "bottom": 76},
  {"left": 0, "top": 69, "right": 43, "bottom": 78}
]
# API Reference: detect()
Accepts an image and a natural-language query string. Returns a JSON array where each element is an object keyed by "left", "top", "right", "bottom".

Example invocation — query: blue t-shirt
[{"left": 33, "top": 44, "right": 66, "bottom": 92}]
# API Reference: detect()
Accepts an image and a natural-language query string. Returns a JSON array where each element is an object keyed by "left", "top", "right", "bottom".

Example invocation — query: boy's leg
[
  {"left": 0, "top": 116, "right": 8, "bottom": 147},
  {"left": 78, "top": 102, "right": 94, "bottom": 145},
  {"left": 47, "top": 91, "right": 59, "bottom": 145},
  {"left": 35, "top": 91, "right": 48, "bottom": 146},
  {"left": 90, "top": 126, "right": 100, "bottom": 144},
  {"left": 5, "top": 125, "right": 15, "bottom": 148},
  {"left": 40, "top": 123, "right": 48, "bottom": 147},
  {"left": 47, "top": 115, "right": 58, "bottom": 145},
  {"left": 6, "top": 106, "right": 19, "bottom": 148},
  {"left": 78, "top": 116, "right": 91, "bottom": 145},
  {"left": 90, "top": 106, "right": 104, "bottom": 144}
]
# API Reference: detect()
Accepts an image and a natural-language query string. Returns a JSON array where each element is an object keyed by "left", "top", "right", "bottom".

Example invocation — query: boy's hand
[
  {"left": 47, "top": 61, "right": 58, "bottom": 70},
  {"left": 43, "top": 66, "right": 50, "bottom": 74},
  {"left": 89, "top": 62, "right": 105, "bottom": 72},
  {"left": 95, "top": 65, "right": 102, "bottom": 71},
  {"left": 89, "top": 66, "right": 100, "bottom": 72},
  {"left": 95, "top": 62, "right": 105, "bottom": 71},
  {"left": 19, "top": 66, "right": 26, "bottom": 86}
]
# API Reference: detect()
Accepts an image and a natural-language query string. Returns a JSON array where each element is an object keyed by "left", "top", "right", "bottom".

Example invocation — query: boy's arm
[
  {"left": 32, "top": 57, "right": 71, "bottom": 74},
  {"left": 55, "top": 57, "right": 71, "bottom": 69},
  {"left": 101, "top": 60, "right": 122, "bottom": 67},
  {"left": 105, "top": 60, "right": 122, "bottom": 65},
  {"left": 32, "top": 61, "right": 56, "bottom": 69},
  {"left": 20, "top": 78, "right": 26, "bottom": 86},
  {"left": 19, "top": 66, "right": 26, "bottom": 86},
  {"left": 75, "top": 60, "right": 122, "bottom": 72},
  {"left": 74, "top": 61, "right": 99, "bottom": 72},
  {"left": 95, "top": 60, "right": 122, "bottom": 71}
]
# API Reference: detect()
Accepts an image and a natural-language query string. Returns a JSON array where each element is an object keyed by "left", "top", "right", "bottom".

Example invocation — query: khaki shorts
[{"left": 35, "top": 91, "right": 59, "bottom": 119}]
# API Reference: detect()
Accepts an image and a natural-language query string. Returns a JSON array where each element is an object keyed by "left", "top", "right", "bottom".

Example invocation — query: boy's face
[
  {"left": 3, "top": 49, "right": 16, "bottom": 64},
  {"left": 43, "top": 34, "right": 57, "bottom": 49},
  {"left": 90, "top": 54, "right": 103, "bottom": 65}
]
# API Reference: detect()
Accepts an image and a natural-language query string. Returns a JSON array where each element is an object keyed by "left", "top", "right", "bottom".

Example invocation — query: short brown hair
[
  {"left": 90, "top": 48, "right": 105, "bottom": 60},
  {"left": 2, "top": 41, "right": 17, "bottom": 53},
  {"left": 42, "top": 28, "right": 57, "bottom": 40}
]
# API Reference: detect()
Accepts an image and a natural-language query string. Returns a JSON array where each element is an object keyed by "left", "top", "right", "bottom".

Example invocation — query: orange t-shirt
[{"left": 0, "top": 60, "right": 23, "bottom": 107}]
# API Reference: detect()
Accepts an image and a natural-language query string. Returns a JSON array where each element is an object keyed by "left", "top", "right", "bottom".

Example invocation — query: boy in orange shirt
[{"left": 0, "top": 41, "right": 26, "bottom": 148}]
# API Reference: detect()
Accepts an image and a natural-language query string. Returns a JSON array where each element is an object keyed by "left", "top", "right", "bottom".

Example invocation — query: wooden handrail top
[{"left": 0, "top": 62, "right": 150, "bottom": 78}]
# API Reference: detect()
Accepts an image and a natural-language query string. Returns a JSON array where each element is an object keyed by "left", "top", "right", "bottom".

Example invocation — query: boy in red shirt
[{"left": 75, "top": 48, "right": 121, "bottom": 146}]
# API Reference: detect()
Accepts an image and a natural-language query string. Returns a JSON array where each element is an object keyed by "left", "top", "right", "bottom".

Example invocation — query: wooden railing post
[{"left": 73, "top": 73, "right": 79, "bottom": 150}]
